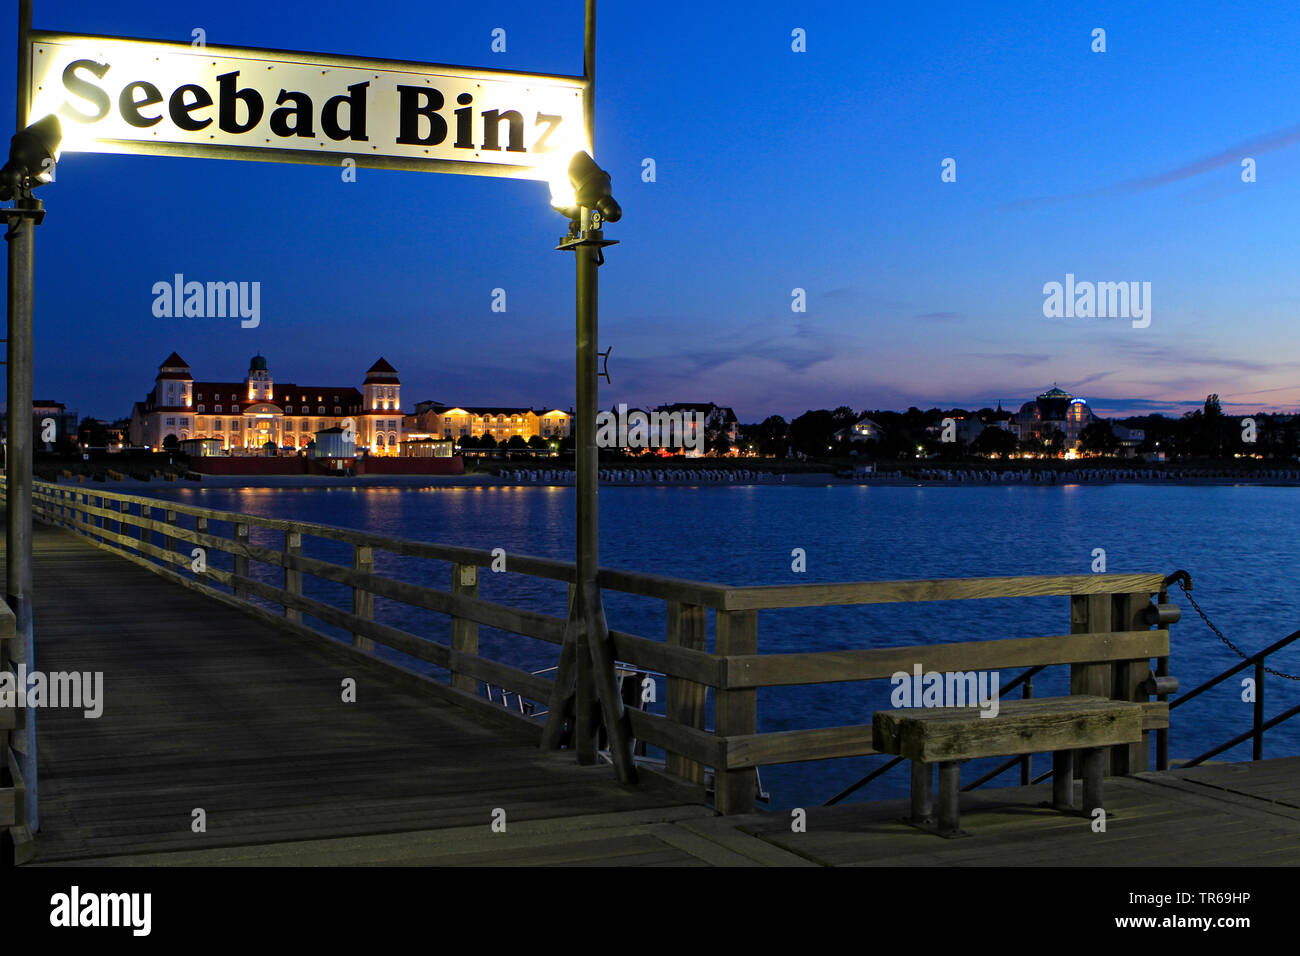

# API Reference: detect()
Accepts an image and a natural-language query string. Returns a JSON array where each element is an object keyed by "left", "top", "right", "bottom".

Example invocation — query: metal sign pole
[
  {"left": 539, "top": 0, "right": 635, "bottom": 783},
  {"left": 5, "top": 0, "right": 39, "bottom": 838}
]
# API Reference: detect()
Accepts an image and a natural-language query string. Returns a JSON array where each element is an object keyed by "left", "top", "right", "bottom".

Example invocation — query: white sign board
[{"left": 26, "top": 31, "right": 589, "bottom": 180}]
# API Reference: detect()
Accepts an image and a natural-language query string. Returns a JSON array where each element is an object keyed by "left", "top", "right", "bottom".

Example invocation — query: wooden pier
[{"left": 2, "top": 483, "right": 1299, "bottom": 866}]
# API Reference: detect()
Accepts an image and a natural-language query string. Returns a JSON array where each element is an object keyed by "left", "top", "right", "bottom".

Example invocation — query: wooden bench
[{"left": 872, "top": 695, "right": 1144, "bottom": 837}]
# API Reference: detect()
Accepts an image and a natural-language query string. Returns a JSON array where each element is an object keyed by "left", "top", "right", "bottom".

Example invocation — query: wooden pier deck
[{"left": 6, "top": 514, "right": 1300, "bottom": 866}]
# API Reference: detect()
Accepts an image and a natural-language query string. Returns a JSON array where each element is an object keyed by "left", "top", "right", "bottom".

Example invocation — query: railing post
[
  {"left": 139, "top": 504, "right": 151, "bottom": 558},
  {"left": 351, "top": 544, "right": 374, "bottom": 651},
  {"left": 164, "top": 509, "right": 178, "bottom": 565},
  {"left": 714, "top": 608, "right": 758, "bottom": 815},
  {"left": 284, "top": 529, "right": 302, "bottom": 624},
  {"left": 1020, "top": 672, "right": 1034, "bottom": 786},
  {"left": 665, "top": 600, "right": 707, "bottom": 784},
  {"left": 233, "top": 522, "right": 250, "bottom": 600},
  {"left": 192, "top": 515, "right": 206, "bottom": 568},
  {"left": 449, "top": 562, "right": 479, "bottom": 694},
  {"left": 1070, "top": 591, "right": 1112, "bottom": 782},
  {"left": 1111, "top": 591, "right": 1153, "bottom": 775},
  {"left": 1253, "top": 659, "right": 1265, "bottom": 761}
]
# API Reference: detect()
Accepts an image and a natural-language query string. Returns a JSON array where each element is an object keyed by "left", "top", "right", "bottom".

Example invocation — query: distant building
[
  {"left": 410, "top": 404, "right": 572, "bottom": 443},
  {"left": 400, "top": 438, "right": 455, "bottom": 458},
  {"left": 129, "top": 353, "right": 403, "bottom": 454},
  {"left": 178, "top": 438, "right": 223, "bottom": 457},
  {"left": 1011, "top": 385, "right": 1094, "bottom": 450},
  {"left": 834, "top": 415, "right": 885, "bottom": 444},
  {"left": 32, "top": 400, "right": 78, "bottom": 447},
  {"left": 312, "top": 426, "right": 355, "bottom": 458},
  {"left": 654, "top": 402, "right": 739, "bottom": 452},
  {"left": 1113, "top": 424, "right": 1145, "bottom": 457}
]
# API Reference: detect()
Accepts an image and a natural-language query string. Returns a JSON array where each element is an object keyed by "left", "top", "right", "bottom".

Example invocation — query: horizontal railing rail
[{"left": 15, "top": 480, "right": 1179, "bottom": 814}]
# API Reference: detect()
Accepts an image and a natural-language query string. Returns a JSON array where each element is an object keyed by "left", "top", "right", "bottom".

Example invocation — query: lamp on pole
[
  {"left": 2, "top": 108, "right": 61, "bottom": 839},
  {"left": 539, "top": 147, "right": 635, "bottom": 783}
]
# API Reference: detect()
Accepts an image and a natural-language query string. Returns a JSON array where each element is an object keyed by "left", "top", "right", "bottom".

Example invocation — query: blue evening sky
[{"left": 3, "top": 0, "right": 1299, "bottom": 422}]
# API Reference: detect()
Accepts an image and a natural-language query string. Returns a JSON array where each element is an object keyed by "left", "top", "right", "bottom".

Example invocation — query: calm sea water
[{"left": 143, "top": 482, "right": 1300, "bottom": 810}]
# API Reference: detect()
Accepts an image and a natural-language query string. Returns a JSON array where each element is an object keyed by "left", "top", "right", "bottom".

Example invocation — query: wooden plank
[
  {"left": 721, "top": 573, "right": 1166, "bottom": 611},
  {"left": 725, "top": 630, "right": 1169, "bottom": 689},
  {"left": 873, "top": 696, "right": 1144, "bottom": 762},
  {"left": 1070, "top": 593, "right": 1112, "bottom": 696},
  {"left": 1071, "top": 592, "right": 1113, "bottom": 778},
  {"left": 1112, "top": 591, "right": 1153, "bottom": 774},
  {"left": 611, "top": 624, "right": 721, "bottom": 688},
  {"left": 597, "top": 567, "right": 730, "bottom": 609},
  {"left": 284, "top": 530, "right": 303, "bottom": 625},
  {"left": 352, "top": 544, "right": 374, "bottom": 652},
  {"left": 662, "top": 602, "right": 710, "bottom": 783},
  {"left": 449, "top": 563, "right": 480, "bottom": 694},
  {"left": 1140, "top": 701, "right": 1169, "bottom": 730},
  {"left": 625, "top": 709, "right": 724, "bottom": 767},
  {"left": 725, "top": 724, "right": 878, "bottom": 769},
  {"left": 713, "top": 609, "right": 757, "bottom": 814},
  {"left": 233, "top": 522, "right": 250, "bottom": 601}
]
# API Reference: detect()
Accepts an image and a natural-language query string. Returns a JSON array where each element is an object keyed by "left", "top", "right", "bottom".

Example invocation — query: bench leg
[
  {"left": 1081, "top": 746, "right": 1105, "bottom": 814},
  {"left": 1052, "top": 750, "right": 1074, "bottom": 810},
  {"left": 937, "top": 761, "right": 961, "bottom": 836},
  {"left": 910, "top": 761, "right": 933, "bottom": 825}
]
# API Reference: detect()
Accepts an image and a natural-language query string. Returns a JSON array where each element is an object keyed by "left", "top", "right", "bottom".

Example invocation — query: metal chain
[{"left": 1175, "top": 580, "right": 1300, "bottom": 681}]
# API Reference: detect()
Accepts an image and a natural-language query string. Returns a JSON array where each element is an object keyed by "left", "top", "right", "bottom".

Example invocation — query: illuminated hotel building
[
  {"left": 1011, "top": 385, "right": 1094, "bottom": 450},
  {"left": 410, "top": 403, "right": 572, "bottom": 442},
  {"left": 129, "top": 354, "right": 404, "bottom": 454}
]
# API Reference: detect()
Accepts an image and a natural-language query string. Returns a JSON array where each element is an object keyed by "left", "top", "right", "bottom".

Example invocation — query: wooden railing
[
  {"left": 0, "top": 592, "right": 27, "bottom": 860},
  {"left": 21, "top": 481, "right": 1177, "bottom": 814}
]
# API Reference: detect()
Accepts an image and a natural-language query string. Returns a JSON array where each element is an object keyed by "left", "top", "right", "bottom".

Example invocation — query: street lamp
[
  {"left": 0, "top": 114, "right": 61, "bottom": 200},
  {"left": 539, "top": 149, "right": 636, "bottom": 783},
  {"left": 3, "top": 111, "right": 62, "bottom": 839}
]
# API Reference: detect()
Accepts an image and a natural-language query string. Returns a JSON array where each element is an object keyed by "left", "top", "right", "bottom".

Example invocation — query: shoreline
[{"left": 44, "top": 471, "right": 1300, "bottom": 491}]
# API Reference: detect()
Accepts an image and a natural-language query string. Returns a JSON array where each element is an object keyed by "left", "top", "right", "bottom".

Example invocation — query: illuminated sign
[{"left": 26, "top": 32, "right": 589, "bottom": 180}]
